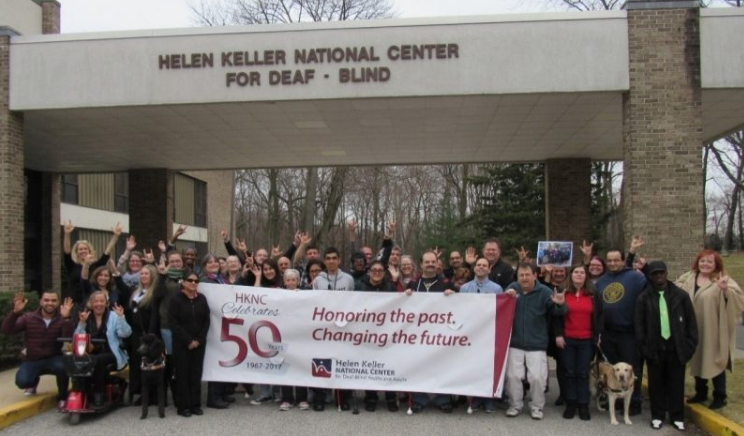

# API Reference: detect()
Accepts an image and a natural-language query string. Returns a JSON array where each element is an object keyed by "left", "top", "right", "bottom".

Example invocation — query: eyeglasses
[
  {"left": 184, "top": 278, "right": 199, "bottom": 284},
  {"left": 369, "top": 268, "right": 385, "bottom": 273}
]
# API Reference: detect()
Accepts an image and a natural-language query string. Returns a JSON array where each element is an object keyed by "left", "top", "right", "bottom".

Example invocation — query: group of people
[{"left": 3, "top": 220, "right": 743, "bottom": 430}]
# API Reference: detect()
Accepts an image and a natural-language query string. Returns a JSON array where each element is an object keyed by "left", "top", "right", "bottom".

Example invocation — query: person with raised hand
[
  {"left": 75, "top": 292, "right": 132, "bottom": 409},
  {"left": 675, "top": 250, "right": 744, "bottom": 410},
  {"left": 503, "top": 262, "right": 566, "bottom": 421},
  {"left": 1, "top": 291, "right": 74, "bottom": 410},
  {"left": 63, "top": 220, "right": 123, "bottom": 305}
]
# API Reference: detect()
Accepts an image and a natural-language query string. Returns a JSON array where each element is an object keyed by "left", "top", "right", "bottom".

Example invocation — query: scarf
[
  {"left": 167, "top": 268, "right": 184, "bottom": 281},
  {"left": 122, "top": 271, "right": 140, "bottom": 289}
]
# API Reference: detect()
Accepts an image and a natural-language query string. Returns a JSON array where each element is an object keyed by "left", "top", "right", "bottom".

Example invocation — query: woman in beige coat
[{"left": 675, "top": 249, "right": 744, "bottom": 409}]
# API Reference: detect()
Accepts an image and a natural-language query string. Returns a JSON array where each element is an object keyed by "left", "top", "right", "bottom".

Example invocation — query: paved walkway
[{"left": 0, "top": 366, "right": 59, "bottom": 409}]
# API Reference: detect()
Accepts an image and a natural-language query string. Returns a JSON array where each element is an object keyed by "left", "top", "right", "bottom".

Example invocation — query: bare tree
[
  {"left": 708, "top": 132, "right": 744, "bottom": 250},
  {"left": 190, "top": 0, "right": 394, "bottom": 25}
]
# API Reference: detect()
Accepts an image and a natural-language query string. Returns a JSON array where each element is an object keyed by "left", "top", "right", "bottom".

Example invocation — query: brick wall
[
  {"left": 128, "top": 169, "right": 175, "bottom": 253},
  {"left": 623, "top": 6, "right": 704, "bottom": 277},
  {"left": 41, "top": 1, "right": 61, "bottom": 35},
  {"left": 0, "top": 34, "right": 26, "bottom": 292},
  {"left": 545, "top": 158, "right": 592, "bottom": 254}
]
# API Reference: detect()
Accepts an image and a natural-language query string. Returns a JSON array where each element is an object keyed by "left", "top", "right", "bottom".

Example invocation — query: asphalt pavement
[{"left": 0, "top": 375, "right": 707, "bottom": 436}]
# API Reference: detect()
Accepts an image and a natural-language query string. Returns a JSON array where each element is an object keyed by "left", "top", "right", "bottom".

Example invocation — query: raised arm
[
  {"left": 103, "top": 222, "right": 124, "bottom": 256},
  {"left": 63, "top": 220, "right": 74, "bottom": 255},
  {"left": 292, "top": 232, "right": 312, "bottom": 266}
]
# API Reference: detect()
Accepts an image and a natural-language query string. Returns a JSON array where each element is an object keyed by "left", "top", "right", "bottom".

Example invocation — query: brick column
[
  {"left": 40, "top": 1, "right": 61, "bottom": 35},
  {"left": 129, "top": 169, "right": 175, "bottom": 253},
  {"left": 39, "top": 1, "right": 61, "bottom": 291},
  {"left": 545, "top": 158, "right": 592, "bottom": 254},
  {"left": 623, "top": 0, "right": 703, "bottom": 276},
  {"left": 0, "top": 28, "right": 25, "bottom": 292}
]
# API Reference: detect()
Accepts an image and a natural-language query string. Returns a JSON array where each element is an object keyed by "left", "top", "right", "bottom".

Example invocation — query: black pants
[
  {"left": 281, "top": 385, "right": 308, "bottom": 403},
  {"left": 364, "top": 390, "right": 396, "bottom": 404},
  {"left": 695, "top": 372, "right": 726, "bottom": 397},
  {"left": 646, "top": 348, "right": 685, "bottom": 422},
  {"left": 172, "top": 343, "right": 205, "bottom": 412},
  {"left": 91, "top": 352, "right": 117, "bottom": 396},
  {"left": 128, "top": 330, "right": 143, "bottom": 398},
  {"left": 602, "top": 330, "right": 642, "bottom": 406}
]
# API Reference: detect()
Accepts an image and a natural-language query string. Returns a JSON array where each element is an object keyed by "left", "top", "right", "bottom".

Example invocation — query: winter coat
[
  {"left": 2, "top": 308, "right": 74, "bottom": 360},
  {"left": 75, "top": 311, "right": 132, "bottom": 370},
  {"left": 635, "top": 281, "right": 698, "bottom": 365},
  {"left": 675, "top": 271, "right": 744, "bottom": 378}
]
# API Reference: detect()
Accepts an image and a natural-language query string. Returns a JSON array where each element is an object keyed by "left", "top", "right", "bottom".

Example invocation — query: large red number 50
[
  {"left": 220, "top": 318, "right": 247, "bottom": 367},
  {"left": 248, "top": 320, "right": 282, "bottom": 358},
  {"left": 219, "top": 318, "right": 283, "bottom": 366}
]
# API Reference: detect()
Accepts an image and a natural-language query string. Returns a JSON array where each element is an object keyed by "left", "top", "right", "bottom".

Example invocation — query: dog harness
[{"left": 141, "top": 353, "right": 166, "bottom": 371}]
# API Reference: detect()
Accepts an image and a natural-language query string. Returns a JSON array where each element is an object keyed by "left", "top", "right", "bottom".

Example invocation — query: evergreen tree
[{"left": 464, "top": 163, "right": 546, "bottom": 255}]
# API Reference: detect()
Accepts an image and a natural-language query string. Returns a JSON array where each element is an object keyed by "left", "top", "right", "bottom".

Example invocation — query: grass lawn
[
  {"left": 682, "top": 252, "right": 744, "bottom": 424},
  {"left": 723, "top": 252, "right": 744, "bottom": 286}
]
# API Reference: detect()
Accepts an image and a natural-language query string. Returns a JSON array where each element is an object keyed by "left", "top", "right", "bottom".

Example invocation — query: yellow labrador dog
[{"left": 590, "top": 360, "right": 635, "bottom": 425}]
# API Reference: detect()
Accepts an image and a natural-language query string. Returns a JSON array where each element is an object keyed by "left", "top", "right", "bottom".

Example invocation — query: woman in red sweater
[{"left": 556, "top": 264, "right": 597, "bottom": 421}]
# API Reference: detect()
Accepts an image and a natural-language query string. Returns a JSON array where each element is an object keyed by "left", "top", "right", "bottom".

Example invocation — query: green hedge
[{"left": 0, "top": 292, "right": 40, "bottom": 370}]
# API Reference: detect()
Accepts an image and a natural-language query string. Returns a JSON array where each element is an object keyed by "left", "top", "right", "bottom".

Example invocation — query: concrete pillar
[
  {"left": 128, "top": 169, "right": 175, "bottom": 253},
  {"left": 623, "top": 0, "right": 703, "bottom": 276},
  {"left": 40, "top": 0, "right": 61, "bottom": 35},
  {"left": 0, "top": 28, "right": 25, "bottom": 292},
  {"left": 545, "top": 158, "right": 592, "bottom": 255}
]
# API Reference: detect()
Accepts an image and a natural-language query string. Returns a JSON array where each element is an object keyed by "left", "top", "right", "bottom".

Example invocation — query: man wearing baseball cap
[{"left": 635, "top": 261, "right": 697, "bottom": 431}]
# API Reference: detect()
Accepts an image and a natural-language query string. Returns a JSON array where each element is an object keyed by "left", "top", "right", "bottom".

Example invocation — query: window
[
  {"left": 194, "top": 180, "right": 207, "bottom": 227},
  {"left": 61, "top": 175, "right": 78, "bottom": 204},
  {"left": 114, "top": 173, "right": 129, "bottom": 213}
]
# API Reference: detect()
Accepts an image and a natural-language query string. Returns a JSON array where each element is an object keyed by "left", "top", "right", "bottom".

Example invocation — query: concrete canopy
[{"left": 9, "top": 9, "right": 744, "bottom": 172}]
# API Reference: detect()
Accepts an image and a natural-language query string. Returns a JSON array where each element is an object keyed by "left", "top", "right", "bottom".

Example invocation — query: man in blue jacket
[
  {"left": 504, "top": 262, "right": 566, "bottom": 420},
  {"left": 595, "top": 248, "right": 647, "bottom": 415}
]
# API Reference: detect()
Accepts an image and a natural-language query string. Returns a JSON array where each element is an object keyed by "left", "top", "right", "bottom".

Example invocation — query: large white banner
[{"left": 200, "top": 284, "right": 515, "bottom": 398}]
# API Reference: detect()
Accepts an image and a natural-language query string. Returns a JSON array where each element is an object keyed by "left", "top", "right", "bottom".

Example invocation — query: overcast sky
[{"left": 58, "top": 0, "right": 550, "bottom": 33}]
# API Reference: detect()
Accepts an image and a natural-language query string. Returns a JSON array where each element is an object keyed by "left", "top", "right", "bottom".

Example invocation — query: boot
[
  {"left": 687, "top": 378, "right": 708, "bottom": 404},
  {"left": 92, "top": 392, "right": 105, "bottom": 409},
  {"left": 709, "top": 393, "right": 727, "bottom": 410},
  {"left": 578, "top": 405, "right": 591, "bottom": 421},
  {"left": 562, "top": 402, "right": 576, "bottom": 419}
]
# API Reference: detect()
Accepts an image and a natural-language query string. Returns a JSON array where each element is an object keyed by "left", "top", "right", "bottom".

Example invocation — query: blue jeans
[
  {"left": 160, "top": 328, "right": 173, "bottom": 355},
  {"left": 412, "top": 393, "right": 450, "bottom": 408},
  {"left": 562, "top": 338, "right": 594, "bottom": 406},
  {"left": 16, "top": 355, "right": 69, "bottom": 401}
]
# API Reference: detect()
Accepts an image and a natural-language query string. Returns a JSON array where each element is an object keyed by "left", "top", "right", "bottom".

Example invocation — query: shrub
[{"left": 0, "top": 292, "right": 40, "bottom": 370}]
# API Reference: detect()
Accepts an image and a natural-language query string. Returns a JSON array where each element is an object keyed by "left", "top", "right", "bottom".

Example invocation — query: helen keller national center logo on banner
[{"left": 312, "top": 358, "right": 332, "bottom": 378}]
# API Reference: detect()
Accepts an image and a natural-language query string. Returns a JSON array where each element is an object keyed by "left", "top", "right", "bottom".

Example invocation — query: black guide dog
[{"left": 137, "top": 334, "right": 166, "bottom": 419}]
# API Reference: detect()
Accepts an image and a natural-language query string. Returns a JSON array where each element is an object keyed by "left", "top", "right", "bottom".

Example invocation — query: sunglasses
[
  {"left": 369, "top": 269, "right": 385, "bottom": 273},
  {"left": 184, "top": 278, "right": 199, "bottom": 284}
]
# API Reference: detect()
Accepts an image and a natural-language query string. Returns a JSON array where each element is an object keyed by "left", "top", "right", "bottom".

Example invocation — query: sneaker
[
  {"left": 57, "top": 400, "right": 66, "bottom": 411},
  {"left": 250, "top": 396, "right": 272, "bottom": 406},
  {"left": 244, "top": 392, "right": 251, "bottom": 400},
  {"left": 24, "top": 387, "right": 37, "bottom": 396},
  {"left": 485, "top": 407, "right": 495, "bottom": 413},
  {"left": 651, "top": 419, "right": 663, "bottom": 430},
  {"left": 530, "top": 408, "right": 544, "bottom": 420},
  {"left": 298, "top": 401, "right": 310, "bottom": 411},
  {"left": 672, "top": 421, "right": 685, "bottom": 431},
  {"left": 279, "top": 402, "right": 291, "bottom": 411},
  {"left": 506, "top": 406, "right": 521, "bottom": 417}
]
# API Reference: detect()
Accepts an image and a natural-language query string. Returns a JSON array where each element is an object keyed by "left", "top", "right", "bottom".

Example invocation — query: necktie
[{"left": 659, "top": 291, "right": 670, "bottom": 340}]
